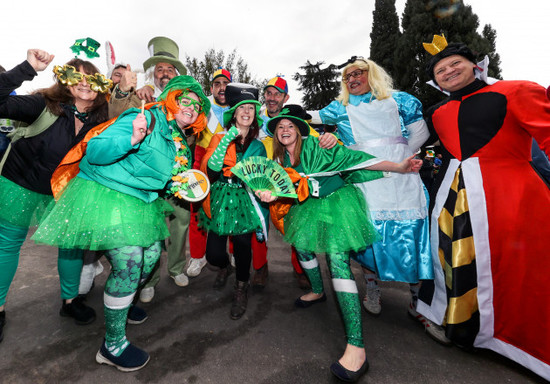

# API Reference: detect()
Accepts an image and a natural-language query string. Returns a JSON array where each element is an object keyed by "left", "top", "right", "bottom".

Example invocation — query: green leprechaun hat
[
  {"left": 142, "top": 36, "right": 187, "bottom": 75},
  {"left": 70, "top": 38, "right": 101, "bottom": 59}
]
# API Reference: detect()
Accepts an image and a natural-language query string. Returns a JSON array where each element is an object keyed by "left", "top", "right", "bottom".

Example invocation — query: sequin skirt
[
  {"left": 32, "top": 177, "right": 172, "bottom": 250},
  {"left": 198, "top": 180, "right": 261, "bottom": 236},
  {"left": 0, "top": 176, "right": 53, "bottom": 228},
  {"left": 284, "top": 184, "right": 380, "bottom": 254}
]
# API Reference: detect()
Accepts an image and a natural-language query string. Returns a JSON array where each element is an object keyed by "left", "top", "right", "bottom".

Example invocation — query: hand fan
[{"left": 231, "top": 156, "right": 298, "bottom": 198}]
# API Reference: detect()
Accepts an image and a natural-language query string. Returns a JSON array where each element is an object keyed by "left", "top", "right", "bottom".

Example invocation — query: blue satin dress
[{"left": 319, "top": 92, "right": 433, "bottom": 283}]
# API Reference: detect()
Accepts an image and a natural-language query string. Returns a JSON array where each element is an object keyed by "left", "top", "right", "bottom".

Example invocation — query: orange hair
[{"left": 161, "top": 89, "right": 208, "bottom": 135}]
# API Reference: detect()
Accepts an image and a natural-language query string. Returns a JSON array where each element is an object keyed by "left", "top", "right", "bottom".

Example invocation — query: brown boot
[
  {"left": 213, "top": 265, "right": 233, "bottom": 290},
  {"left": 230, "top": 281, "right": 249, "bottom": 320},
  {"left": 295, "top": 272, "right": 312, "bottom": 291},
  {"left": 251, "top": 263, "right": 268, "bottom": 291}
]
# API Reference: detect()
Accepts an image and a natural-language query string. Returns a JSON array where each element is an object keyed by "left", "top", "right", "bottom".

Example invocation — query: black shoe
[
  {"left": 127, "top": 305, "right": 148, "bottom": 325},
  {"left": 60, "top": 296, "right": 96, "bottom": 325},
  {"left": 0, "top": 311, "right": 5, "bottom": 343},
  {"left": 294, "top": 293, "right": 327, "bottom": 308},
  {"left": 230, "top": 281, "right": 249, "bottom": 320},
  {"left": 96, "top": 340, "right": 150, "bottom": 372},
  {"left": 213, "top": 265, "right": 233, "bottom": 290},
  {"left": 330, "top": 358, "right": 369, "bottom": 383}
]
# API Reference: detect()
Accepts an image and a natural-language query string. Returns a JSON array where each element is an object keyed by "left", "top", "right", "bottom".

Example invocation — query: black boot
[
  {"left": 60, "top": 296, "right": 96, "bottom": 325},
  {"left": 0, "top": 311, "right": 5, "bottom": 342},
  {"left": 230, "top": 281, "right": 249, "bottom": 320}
]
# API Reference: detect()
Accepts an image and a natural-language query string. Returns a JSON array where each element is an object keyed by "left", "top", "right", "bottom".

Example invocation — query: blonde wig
[{"left": 336, "top": 59, "right": 395, "bottom": 106}]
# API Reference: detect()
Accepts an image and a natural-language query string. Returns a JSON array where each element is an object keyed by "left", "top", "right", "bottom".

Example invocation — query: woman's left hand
[
  {"left": 255, "top": 190, "right": 277, "bottom": 203},
  {"left": 400, "top": 155, "right": 423, "bottom": 173},
  {"left": 318, "top": 133, "right": 338, "bottom": 149}
]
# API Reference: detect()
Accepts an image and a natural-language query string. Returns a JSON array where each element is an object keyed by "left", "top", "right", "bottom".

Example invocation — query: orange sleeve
[{"left": 51, "top": 116, "right": 118, "bottom": 199}]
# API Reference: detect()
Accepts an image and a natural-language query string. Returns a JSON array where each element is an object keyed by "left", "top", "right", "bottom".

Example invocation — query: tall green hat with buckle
[{"left": 143, "top": 36, "right": 187, "bottom": 75}]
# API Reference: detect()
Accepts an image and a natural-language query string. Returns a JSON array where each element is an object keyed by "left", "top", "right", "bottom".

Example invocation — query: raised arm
[
  {"left": 0, "top": 49, "right": 55, "bottom": 123},
  {"left": 366, "top": 155, "right": 422, "bottom": 174}
]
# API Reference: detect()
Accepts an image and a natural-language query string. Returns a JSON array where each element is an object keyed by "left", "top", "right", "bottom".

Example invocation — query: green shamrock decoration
[{"left": 53, "top": 65, "right": 83, "bottom": 86}]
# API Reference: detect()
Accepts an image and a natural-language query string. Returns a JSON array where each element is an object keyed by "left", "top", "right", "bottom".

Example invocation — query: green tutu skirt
[
  {"left": 0, "top": 176, "right": 54, "bottom": 228},
  {"left": 284, "top": 184, "right": 380, "bottom": 254},
  {"left": 32, "top": 177, "right": 172, "bottom": 251},
  {"left": 198, "top": 180, "right": 261, "bottom": 236}
]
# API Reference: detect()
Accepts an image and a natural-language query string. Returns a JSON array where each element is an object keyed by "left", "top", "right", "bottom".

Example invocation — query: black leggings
[{"left": 206, "top": 231, "right": 253, "bottom": 282}]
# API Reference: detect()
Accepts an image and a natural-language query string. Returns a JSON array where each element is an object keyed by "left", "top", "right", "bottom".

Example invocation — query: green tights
[
  {"left": 296, "top": 250, "right": 364, "bottom": 348},
  {"left": 102, "top": 242, "right": 161, "bottom": 355},
  {"left": 0, "top": 220, "right": 82, "bottom": 307}
]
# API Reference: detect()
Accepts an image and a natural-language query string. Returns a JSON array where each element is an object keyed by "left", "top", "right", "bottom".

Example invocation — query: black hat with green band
[
  {"left": 266, "top": 104, "right": 311, "bottom": 137},
  {"left": 222, "top": 83, "right": 263, "bottom": 128}
]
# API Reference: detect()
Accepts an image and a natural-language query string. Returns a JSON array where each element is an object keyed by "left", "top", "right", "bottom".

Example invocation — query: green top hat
[{"left": 143, "top": 36, "right": 187, "bottom": 75}]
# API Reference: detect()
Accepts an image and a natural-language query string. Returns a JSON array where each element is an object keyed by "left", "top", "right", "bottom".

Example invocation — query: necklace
[
  {"left": 167, "top": 121, "right": 193, "bottom": 200},
  {"left": 71, "top": 105, "right": 89, "bottom": 123}
]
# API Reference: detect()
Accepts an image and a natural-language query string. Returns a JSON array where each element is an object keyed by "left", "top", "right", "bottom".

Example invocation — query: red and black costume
[{"left": 417, "top": 79, "right": 550, "bottom": 380}]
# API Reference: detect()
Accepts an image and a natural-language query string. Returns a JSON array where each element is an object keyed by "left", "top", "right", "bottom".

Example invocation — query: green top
[
  {"left": 283, "top": 136, "right": 384, "bottom": 198},
  {"left": 78, "top": 105, "right": 189, "bottom": 203}
]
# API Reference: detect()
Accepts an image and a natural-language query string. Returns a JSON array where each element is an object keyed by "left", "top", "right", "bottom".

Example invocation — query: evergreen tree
[
  {"left": 293, "top": 61, "right": 340, "bottom": 110},
  {"left": 481, "top": 24, "right": 502, "bottom": 79},
  {"left": 369, "top": 0, "right": 401, "bottom": 77},
  {"left": 394, "top": 0, "right": 503, "bottom": 108},
  {"left": 185, "top": 49, "right": 262, "bottom": 95}
]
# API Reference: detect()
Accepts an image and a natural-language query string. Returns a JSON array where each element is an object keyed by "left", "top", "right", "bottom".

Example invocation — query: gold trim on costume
[{"left": 447, "top": 288, "right": 479, "bottom": 324}]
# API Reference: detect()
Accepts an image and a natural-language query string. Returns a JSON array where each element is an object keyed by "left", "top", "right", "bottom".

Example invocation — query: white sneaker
[
  {"left": 407, "top": 302, "right": 452, "bottom": 346},
  {"left": 139, "top": 287, "right": 155, "bottom": 303},
  {"left": 186, "top": 256, "right": 207, "bottom": 277},
  {"left": 362, "top": 286, "right": 381, "bottom": 315},
  {"left": 171, "top": 273, "right": 189, "bottom": 287}
]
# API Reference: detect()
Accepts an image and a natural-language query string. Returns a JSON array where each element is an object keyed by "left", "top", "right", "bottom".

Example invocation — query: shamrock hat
[
  {"left": 159, "top": 75, "right": 211, "bottom": 116},
  {"left": 212, "top": 68, "right": 232, "bottom": 82},
  {"left": 70, "top": 37, "right": 101, "bottom": 59},
  {"left": 264, "top": 76, "right": 288, "bottom": 94},
  {"left": 143, "top": 36, "right": 187, "bottom": 75},
  {"left": 423, "top": 34, "right": 476, "bottom": 82},
  {"left": 222, "top": 83, "right": 263, "bottom": 128},
  {"left": 267, "top": 104, "right": 311, "bottom": 137}
]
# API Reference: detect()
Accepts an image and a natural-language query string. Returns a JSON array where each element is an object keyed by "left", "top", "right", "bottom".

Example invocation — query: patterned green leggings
[
  {"left": 296, "top": 250, "right": 364, "bottom": 348},
  {"left": 103, "top": 242, "right": 161, "bottom": 345}
]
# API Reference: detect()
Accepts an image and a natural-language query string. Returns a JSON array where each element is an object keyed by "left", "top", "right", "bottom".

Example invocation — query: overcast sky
[{"left": 2, "top": 0, "right": 549, "bottom": 105}]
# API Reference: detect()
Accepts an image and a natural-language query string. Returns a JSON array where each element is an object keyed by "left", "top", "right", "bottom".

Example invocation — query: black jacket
[{"left": 0, "top": 61, "right": 106, "bottom": 195}]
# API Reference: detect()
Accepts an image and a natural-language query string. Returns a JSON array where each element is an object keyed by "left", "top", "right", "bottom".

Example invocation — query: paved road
[{"left": 0, "top": 229, "right": 546, "bottom": 383}]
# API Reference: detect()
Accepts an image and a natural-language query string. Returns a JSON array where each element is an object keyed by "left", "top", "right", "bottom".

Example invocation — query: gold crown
[{"left": 423, "top": 34, "right": 448, "bottom": 56}]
